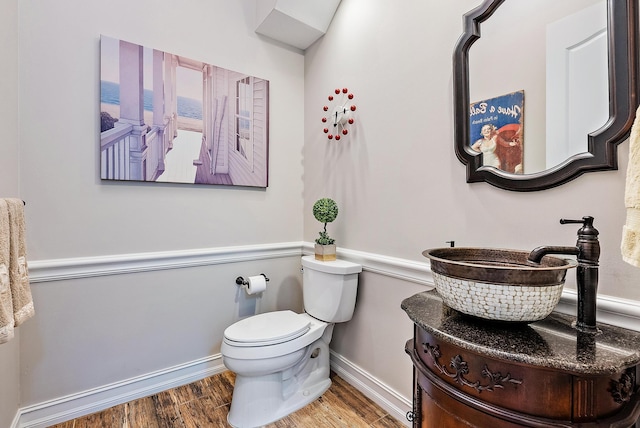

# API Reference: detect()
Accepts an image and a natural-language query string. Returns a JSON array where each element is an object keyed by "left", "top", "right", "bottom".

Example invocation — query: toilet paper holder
[{"left": 235, "top": 273, "right": 270, "bottom": 287}]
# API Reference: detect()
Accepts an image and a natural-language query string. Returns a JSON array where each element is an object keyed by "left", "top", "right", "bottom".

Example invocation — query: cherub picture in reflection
[{"left": 470, "top": 90, "right": 524, "bottom": 174}]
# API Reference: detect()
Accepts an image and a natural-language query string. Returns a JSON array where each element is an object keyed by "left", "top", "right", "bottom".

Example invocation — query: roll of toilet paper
[{"left": 246, "top": 275, "right": 267, "bottom": 295}]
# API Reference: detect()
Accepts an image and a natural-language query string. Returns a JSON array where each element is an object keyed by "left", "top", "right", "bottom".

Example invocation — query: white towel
[
  {"left": 0, "top": 199, "right": 34, "bottom": 345},
  {"left": 622, "top": 106, "right": 640, "bottom": 267}
]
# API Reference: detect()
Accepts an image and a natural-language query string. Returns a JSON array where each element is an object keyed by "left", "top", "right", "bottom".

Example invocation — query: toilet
[{"left": 221, "top": 255, "right": 362, "bottom": 428}]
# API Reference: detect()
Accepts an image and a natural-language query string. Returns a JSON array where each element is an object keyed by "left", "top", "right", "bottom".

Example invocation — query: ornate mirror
[{"left": 453, "top": 0, "right": 639, "bottom": 191}]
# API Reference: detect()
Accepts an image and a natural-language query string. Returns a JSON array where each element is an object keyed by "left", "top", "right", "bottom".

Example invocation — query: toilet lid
[{"left": 224, "top": 310, "right": 311, "bottom": 346}]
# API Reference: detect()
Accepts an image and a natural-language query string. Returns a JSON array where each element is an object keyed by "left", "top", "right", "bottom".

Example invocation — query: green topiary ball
[{"left": 313, "top": 198, "right": 338, "bottom": 224}]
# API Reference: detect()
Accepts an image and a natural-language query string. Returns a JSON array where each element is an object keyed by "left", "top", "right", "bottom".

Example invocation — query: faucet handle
[
  {"left": 560, "top": 216, "right": 593, "bottom": 226},
  {"left": 560, "top": 216, "right": 598, "bottom": 237},
  {"left": 560, "top": 218, "right": 583, "bottom": 224}
]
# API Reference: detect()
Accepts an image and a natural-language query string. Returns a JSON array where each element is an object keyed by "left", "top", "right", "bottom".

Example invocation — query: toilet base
[{"left": 226, "top": 337, "right": 331, "bottom": 428}]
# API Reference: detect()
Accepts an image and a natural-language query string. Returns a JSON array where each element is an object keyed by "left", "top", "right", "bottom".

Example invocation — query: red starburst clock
[{"left": 322, "top": 88, "right": 356, "bottom": 140}]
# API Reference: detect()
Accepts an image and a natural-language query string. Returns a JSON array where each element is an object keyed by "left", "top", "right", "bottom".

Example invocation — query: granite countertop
[{"left": 402, "top": 290, "right": 640, "bottom": 375}]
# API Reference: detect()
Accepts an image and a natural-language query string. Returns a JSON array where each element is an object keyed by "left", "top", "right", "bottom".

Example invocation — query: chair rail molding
[
  {"left": 27, "top": 242, "right": 304, "bottom": 283},
  {"left": 27, "top": 241, "right": 640, "bottom": 330}
]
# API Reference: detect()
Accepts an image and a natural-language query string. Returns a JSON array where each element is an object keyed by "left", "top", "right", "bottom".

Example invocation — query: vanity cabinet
[{"left": 402, "top": 291, "right": 640, "bottom": 427}]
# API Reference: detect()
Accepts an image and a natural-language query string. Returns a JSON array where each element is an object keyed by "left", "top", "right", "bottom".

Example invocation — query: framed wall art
[{"left": 100, "top": 35, "right": 269, "bottom": 187}]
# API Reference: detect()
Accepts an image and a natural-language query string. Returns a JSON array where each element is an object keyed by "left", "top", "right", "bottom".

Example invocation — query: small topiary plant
[{"left": 313, "top": 198, "right": 339, "bottom": 245}]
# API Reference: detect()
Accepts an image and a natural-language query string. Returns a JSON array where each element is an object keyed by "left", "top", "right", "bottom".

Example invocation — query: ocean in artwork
[{"left": 101, "top": 81, "right": 202, "bottom": 120}]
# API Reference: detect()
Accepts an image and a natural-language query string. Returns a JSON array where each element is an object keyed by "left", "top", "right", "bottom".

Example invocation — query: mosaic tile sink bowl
[{"left": 423, "top": 248, "right": 577, "bottom": 322}]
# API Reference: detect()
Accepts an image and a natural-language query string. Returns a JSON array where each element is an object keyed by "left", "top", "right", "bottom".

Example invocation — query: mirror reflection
[{"left": 468, "top": 0, "right": 608, "bottom": 175}]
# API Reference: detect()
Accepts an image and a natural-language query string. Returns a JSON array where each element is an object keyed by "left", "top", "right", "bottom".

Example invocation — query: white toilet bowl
[
  {"left": 221, "top": 256, "right": 361, "bottom": 428},
  {"left": 221, "top": 311, "right": 334, "bottom": 428}
]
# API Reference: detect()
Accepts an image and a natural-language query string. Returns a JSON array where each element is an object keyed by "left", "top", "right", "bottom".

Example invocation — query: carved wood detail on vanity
[
  {"left": 611, "top": 371, "right": 637, "bottom": 404},
  {"left": 402, "top": 291, "right": 640, "bottom": 427},
  {"left": 422, "top": 342, "right": 523, "bottom": 393}
]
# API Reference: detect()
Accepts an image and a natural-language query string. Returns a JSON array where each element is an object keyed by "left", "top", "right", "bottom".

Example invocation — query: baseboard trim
[
  {"left": 15, "top": 350, "right": 412, "bottom": 428},
  {"left": 330, "top": 351, "right": 412, "bottom": 427},
  {"left": 17, "top": 354, "right": 226, "bottom": 428}
]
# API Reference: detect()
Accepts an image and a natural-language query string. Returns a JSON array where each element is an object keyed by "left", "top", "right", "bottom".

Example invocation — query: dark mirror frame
[{"left": 453, "top": 0, "right": 639, "bottom": 191}]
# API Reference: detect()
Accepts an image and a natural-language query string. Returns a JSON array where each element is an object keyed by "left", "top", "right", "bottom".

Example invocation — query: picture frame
[{"left": 100, "top": 36, "right": 269, "bottom": 187}]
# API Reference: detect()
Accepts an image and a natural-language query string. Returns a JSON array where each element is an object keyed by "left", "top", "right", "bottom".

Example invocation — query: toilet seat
[
  {"left": 222, "top": 312, "right": 328, "bottom": 360},
  {"left": 224, "top": 310, "right": 311, "bottom": 347}
]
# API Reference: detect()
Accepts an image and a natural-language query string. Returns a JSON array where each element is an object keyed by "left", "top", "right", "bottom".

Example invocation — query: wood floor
[{"left": 48, "top": 371, "right": 406, "bottom": 428}]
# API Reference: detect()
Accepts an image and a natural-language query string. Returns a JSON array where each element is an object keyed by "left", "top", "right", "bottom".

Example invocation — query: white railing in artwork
[
  {"left": 100, "top": 123, "right": 133, "bottom": 180},
  {"left": 146, "top": 126, "right": 161, "bottom": 180},
  {"left": 148, "top": 116, "right": 173, "bottom": 181},
  {"left": 101, "top": 119, "right": 174, "bottom": 181}
]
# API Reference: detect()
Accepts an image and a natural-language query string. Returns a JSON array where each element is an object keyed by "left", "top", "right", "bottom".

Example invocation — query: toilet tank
[{"left": 301, "top": 255, "right": 362, "bottom": 323}]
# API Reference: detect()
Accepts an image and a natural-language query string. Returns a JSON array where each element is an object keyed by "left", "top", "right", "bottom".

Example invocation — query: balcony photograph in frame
[{"left": 100, "top": 35, "right": 269, "bottom": 187}]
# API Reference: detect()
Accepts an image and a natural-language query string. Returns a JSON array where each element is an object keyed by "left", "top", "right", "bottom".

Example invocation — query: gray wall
[
  {"left": 20, "top": 0, "right": 304, "bottom": 261},
  {"left": 304, "top": 0, "right": 637, "bottom": 301},
  {"left": 0, "top": 0, "right": 22, "bottom": 425},
  {"left": 305, "top": 0, "right": 639, "bottom": 402},
  {"left": 20, "top": 257, "right": 304, "bottom": 406},
  {"left": 331, "top": 271, "right": 427, "bottom": 398}
]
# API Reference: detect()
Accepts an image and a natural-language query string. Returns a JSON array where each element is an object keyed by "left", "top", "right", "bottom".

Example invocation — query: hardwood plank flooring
[{"left": 48, "top": 371, "right": 405, "bottom": 428}]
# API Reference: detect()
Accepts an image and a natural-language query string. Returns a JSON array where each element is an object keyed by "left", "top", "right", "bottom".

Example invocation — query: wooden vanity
[{"left": 402, "top": 291, "right": 640, "bottom": 427}]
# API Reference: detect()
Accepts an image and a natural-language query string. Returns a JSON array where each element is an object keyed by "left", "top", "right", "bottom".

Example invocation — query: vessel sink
[{"left": 423, "top": 247, "right": 577, "bottom": 322}]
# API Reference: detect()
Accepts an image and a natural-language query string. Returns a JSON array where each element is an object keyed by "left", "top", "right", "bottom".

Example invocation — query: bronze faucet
[{"left": 528, "top": 217, "right": 600, "bottom": 333}]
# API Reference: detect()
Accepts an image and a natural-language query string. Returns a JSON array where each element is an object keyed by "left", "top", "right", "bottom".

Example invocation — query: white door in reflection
[{"left": 546, "top": 1, "right": 608, "bottom": 169}]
